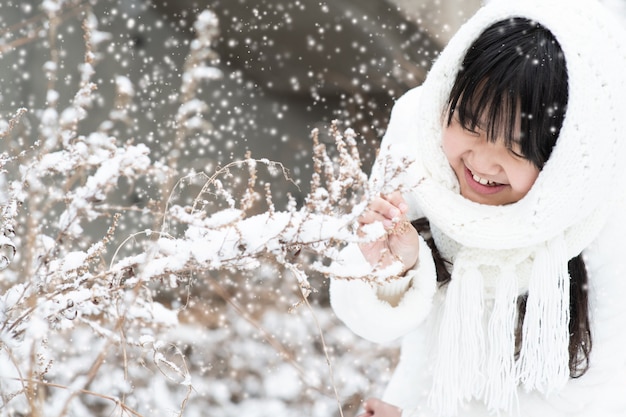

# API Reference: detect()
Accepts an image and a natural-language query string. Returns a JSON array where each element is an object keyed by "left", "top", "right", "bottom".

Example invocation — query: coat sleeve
[
  {"left": 329, "top": 86, "right": 438, "bottom": 345},
  {"left": 329, "top": 234, "right": 438, "bottom": 345},
  {"left": 369, "top": 86, "right": 425, "bottom": 221}
]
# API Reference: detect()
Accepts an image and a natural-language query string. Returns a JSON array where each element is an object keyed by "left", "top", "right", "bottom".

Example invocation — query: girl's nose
[{"left": 467, "top": 140, "right": 501, "bottom": 175}]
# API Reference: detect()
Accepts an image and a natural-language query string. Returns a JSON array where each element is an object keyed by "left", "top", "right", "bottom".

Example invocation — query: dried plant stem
[
  {"left": 0, "top": 2, "right": 89, "bottom": 54},
  {"left": 299, "top": 287, "right": 345, "bottom": 417},
  {"left": 55, "top": 278, "right": 145, "bottom": 417},
  {"left": 10, "top": 378, "right": 144, "bottom": 417},
  {"left": 208, "top": 275, "right": 335, "bottom": 398}
]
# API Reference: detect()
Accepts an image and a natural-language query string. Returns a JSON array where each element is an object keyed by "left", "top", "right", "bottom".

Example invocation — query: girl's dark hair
[{"left": 446, "top": 17, "right": 568, "bottom": 169}]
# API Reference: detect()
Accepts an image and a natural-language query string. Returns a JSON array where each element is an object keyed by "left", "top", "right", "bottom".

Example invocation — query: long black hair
[{"left": 430, "top": 18, "right": 591, "bottom": 376}]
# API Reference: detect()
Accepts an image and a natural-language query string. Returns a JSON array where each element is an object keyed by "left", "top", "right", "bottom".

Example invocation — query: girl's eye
[
  {"left": 453, "top": 114, "right": 482, "bottom": 136},
  {"left": 461, "top": 124, "right": 481, "bottom": 136},
  {"left": 507, "top": 147, "right": 525, "bottom": 159}
]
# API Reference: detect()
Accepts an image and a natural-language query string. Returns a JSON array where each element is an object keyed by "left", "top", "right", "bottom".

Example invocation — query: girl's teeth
[{"left": 472, "top": 173, "right": 496, "bottom": 186}]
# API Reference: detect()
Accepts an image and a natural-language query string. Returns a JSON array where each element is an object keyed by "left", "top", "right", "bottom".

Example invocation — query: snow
[
  {"left": 115, "top": 75, "right": 134, "bottom": 96},
  {"left": 184, "top": 66, "right": 223, "bottom": 85},
  {"left": 62, "top": 251, "right": 88, "bottom": 272},
  {"left": 41, "top": 0, "right": 62, "bottom": 14},
  {"left": 0, "top": 3, "right": 415, "bottom": 416},
  {"left": 46, "top": 89, "right": 60, "bottom": 104}
]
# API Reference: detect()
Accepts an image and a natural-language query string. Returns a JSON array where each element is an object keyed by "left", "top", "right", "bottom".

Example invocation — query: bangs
[
  {"left": 450, "top": 79, "right": 520, "bottom": 149},
  {"left": 446, "top": 18, "right": 568, "bottom": 168}
]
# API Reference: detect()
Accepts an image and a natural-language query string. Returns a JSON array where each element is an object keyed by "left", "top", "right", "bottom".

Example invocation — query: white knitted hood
[
  {"left": 376, "top": 0, "right": 626, "bottom": 414},
  {"left": 413, "top": 0, "right": 626, "bottom": 253}
]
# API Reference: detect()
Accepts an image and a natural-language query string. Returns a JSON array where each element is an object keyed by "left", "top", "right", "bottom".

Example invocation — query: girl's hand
[
  {"left": 357, "top": 398, "right": 402, "bottom": 417},
  {"left": 358, "top": 192, "right": 419, "bottom": 275}
]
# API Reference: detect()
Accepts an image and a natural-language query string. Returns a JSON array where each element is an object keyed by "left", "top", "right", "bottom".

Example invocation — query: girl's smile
[
  {"left": 463, "top": 166, "right": 507, "bottom": 195},
  {"left": 442, "top": 116, "right": 540, "bottom": 206}
]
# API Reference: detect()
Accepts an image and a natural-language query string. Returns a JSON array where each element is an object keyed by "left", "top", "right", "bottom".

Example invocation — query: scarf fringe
[
  {"left": 517, "top": 237, "right": 570, "bottom": 393},
  {"left": 484, "top": 264, "right": 519, "bottom": 413},
  {"left": 429, "top": 238, "right": 570, "bottom": 415},
  {"left": 429, "top": 257, "right": 485, "bottom": 416}
]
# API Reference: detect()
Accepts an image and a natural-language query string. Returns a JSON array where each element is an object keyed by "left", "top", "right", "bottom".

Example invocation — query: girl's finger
[
  {"left": 362, "top": 397, "right": 378, "bottom": 412},
  {"left": 384, "top": 191, "right": 409, "bottom": 214},
  {"left": 358, "top": 208, "right": 392, "bottom": 226},
  {"left": 368, "top": 197, "right": 402, "bottom": 220},
  {"left": 361, "top": 397, "right": 403, "bottom": 417}
]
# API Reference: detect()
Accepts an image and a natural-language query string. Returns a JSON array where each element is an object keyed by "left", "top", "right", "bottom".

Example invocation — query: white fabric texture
[
  {"left": 330, "top": 234, "right": 437, "bottom": 344},
  {"left": 329, "top": 0, "right": 626, "bottom": 415}
]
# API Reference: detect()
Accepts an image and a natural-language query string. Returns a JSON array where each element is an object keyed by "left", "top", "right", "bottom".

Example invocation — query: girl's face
[{"left": 442, "top": 116, "right": 540, "bottom": 206}]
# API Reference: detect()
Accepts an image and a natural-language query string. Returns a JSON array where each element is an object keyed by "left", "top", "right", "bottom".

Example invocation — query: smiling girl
[{"left": 329, "top": 0, "right": 626, "bottom": 416}]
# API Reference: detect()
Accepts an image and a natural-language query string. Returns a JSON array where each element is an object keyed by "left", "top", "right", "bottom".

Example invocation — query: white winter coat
[{"left": 332, "top": 197, "right": 626, "bottom": 416}]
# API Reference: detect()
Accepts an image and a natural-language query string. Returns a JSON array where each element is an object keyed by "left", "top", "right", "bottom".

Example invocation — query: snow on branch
[
  {"left": 108, "top": 123, "right": 392, "bottom": 300},
  {"left": 0, "top": 6, "right": 408, "bottom": 417}
]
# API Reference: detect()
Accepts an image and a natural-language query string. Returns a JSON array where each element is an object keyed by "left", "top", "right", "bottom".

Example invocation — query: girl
[{"left": 329, "top": 0, "right": 626, "bottom": 416}]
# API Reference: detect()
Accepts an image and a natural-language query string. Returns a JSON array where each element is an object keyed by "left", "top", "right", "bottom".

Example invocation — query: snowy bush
[{"left": 0, "top": 3, "right": 403, "bottom": 417}]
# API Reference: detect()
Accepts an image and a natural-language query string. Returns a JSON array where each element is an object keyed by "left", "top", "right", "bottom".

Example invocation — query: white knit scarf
[{"left": 381, "top": 0, "right": 626, "bottom": 414}]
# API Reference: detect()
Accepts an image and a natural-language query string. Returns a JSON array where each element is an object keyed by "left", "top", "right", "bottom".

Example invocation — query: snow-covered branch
[{"left": 0, "top": 5, "right": 401, "bottom": 417}]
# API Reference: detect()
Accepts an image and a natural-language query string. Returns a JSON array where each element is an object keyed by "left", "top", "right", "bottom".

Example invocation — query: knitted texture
[{"left": 372, "top": 0, "right": 626, "bottom": 414}]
